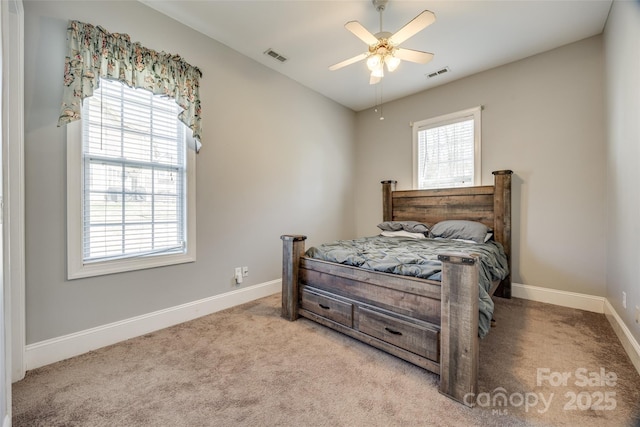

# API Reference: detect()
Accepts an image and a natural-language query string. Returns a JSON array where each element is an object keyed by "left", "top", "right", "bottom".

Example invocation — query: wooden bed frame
[{"left": 281, "top": 170, "right": 512, "bottom": 406}]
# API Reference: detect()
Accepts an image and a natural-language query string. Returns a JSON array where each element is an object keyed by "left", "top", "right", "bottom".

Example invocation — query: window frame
[
  {"left": 412, "top": 106, "right": 482, "bottom": 190},
  {"left": 66, "top": 85, "right": 196, "bottom": 280}
]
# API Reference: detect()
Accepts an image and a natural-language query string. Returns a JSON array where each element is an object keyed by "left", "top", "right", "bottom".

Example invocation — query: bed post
[
  {"left": 492, "top": 170, "right": 513, "bottom": 298},
  {"left": 438, "top": 253, "right": 480, "bottom": 407},
  {"left": 281, "top": 235, "right": 307, "bottom": 321},
  {"left": 381, "top": 180, "right": 397, "bottom": 222}
]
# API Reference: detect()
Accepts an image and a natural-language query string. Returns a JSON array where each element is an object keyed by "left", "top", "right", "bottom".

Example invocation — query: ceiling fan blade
[
  {"left": 329, "top": 53, "right": 368, "bottom": 71},
  {"left": 395, "top": 48, "right": 434, "bottom": 64},
  {"left": 345, "top": 21, "right": 379, "bottom": 46},
  {"left": 369, "top": 74, "right": 382, "bottom": 85},
  {"left": 389, "top": 10, "right": 436, "bottom": 45}
]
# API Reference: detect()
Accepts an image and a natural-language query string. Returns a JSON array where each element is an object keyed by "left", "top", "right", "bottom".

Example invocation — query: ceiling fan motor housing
[{"left": 369, "top": 39, "right": 394, "bottom": 56}]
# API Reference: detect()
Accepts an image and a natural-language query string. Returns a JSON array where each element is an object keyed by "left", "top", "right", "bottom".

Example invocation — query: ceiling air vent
[
  {"left": 264, "top": 48, "right": 288, "bottom": 63},
  {"left": 426, "top": 67, "right": 450, "bottom": 79}
]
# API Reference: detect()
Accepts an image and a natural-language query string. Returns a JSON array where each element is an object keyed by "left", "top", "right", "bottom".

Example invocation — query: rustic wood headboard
[{"left": 381, "top": 170, "right": 513, "bottom": 297}]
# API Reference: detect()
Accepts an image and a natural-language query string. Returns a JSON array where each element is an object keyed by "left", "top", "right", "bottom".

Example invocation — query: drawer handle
[
  {"left": 385, "top": 327, "right": 403, "bottom": 336},
  {"left": 318, "top": 303, "right": 331, "bottom": 310}
]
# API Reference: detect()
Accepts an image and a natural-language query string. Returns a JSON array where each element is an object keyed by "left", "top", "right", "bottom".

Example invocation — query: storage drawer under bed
[
  {"left": 357, "top": 307, "right": 439, "bottom": 362},
  {"left": 301, "top": 288, "right": 354, "bottom": 327}
]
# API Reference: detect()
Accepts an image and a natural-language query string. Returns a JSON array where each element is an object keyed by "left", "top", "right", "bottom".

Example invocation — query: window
[
  {"left": 412, "top": 106, "right": 481, "bottom": 189},
  {"left": 67, "top": 78, "right": 196, "bottom": 279}
]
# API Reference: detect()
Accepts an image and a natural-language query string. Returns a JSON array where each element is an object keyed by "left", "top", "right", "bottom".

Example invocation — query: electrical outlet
[
  {"left": 234, "top": 267, "right": 243, "bottom": 285},
  {"left": 242, "top": 266, "right": 249, "bottom": 277},
  {"left": 623, "top": 292, "right": 627, "bottom": 309}
]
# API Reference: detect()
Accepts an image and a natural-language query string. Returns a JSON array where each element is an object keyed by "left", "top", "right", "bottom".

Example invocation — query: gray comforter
[{"left": 305, "top": 236, "right": 509, "bottom": 338}]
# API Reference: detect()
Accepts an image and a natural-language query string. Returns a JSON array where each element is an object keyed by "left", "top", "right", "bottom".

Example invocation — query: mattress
[{"left": 305, "top": 235, "right": 509, "bottom": 338}]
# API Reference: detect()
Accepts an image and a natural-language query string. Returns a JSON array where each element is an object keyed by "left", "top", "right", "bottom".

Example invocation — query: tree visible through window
[{"left": 413, "top": 107, "right": 481, "bottom": 190}]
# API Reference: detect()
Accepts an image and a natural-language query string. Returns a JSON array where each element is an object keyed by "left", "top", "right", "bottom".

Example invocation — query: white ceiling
[{"left": 141, "top": 0, "right": 612, "bottom": 112}]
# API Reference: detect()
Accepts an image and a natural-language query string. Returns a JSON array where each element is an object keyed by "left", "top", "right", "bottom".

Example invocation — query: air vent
[
  {"left": 264, "top": 48, "right": 288, "bottom": 63},
  {"left": 426, "top": 67, "right": 450, "bottom": 79}
]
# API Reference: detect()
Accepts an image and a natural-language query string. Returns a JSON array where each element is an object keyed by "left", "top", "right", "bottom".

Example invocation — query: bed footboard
[
  {"left": 281, "top": 235, "right": 307, "bottom": 321},
  {"left": 280, "top": 235, "right": 480, "bottom": 407}
]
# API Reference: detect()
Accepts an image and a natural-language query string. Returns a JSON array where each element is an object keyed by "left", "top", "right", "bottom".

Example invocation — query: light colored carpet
[{"left": 13, "top": 293, "right": 640, "bottom": 426}]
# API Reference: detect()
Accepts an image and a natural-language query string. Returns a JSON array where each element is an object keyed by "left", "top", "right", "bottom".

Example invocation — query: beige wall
[
  {"left": 604, "top": 0, "right": 640, "bottom": 343},
  {"left": 354, "top": 36, "right": 606, "bottom": 297},
  {"left": 23, "top": 1, "right": 356, "bottom": 343}
]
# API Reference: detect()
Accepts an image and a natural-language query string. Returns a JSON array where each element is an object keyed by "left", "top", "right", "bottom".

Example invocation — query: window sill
[{"left": 67, "top": 252, "right": 195, "bottom": 280}]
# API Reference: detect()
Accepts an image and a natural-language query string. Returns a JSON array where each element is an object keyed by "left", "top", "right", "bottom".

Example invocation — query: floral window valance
[{"left": 57, "top": 20, "right": 203, "bottom": 151}]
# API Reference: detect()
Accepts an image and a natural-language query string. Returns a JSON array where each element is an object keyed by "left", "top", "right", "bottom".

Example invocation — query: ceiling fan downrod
[{"left": 373, "top": 0, "right": 388, "bottom": 32}]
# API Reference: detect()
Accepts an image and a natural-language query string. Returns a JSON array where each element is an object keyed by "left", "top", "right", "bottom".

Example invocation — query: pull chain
[{"left": 375, "top": 82, "right": 384, "bottom": 121}]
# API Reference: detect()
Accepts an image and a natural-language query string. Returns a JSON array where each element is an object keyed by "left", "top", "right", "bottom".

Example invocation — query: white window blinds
[
  {"left": 413, "top": 107, "right": 481, "bottom": 189},
  {"left": 82, "top": 78, "right": 186, "bottom": 262}
]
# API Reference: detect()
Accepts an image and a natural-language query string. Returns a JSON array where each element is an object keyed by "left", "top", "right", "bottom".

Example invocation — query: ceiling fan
[{"left": 329, "top": 0, "right": 435, "bottom": 85}]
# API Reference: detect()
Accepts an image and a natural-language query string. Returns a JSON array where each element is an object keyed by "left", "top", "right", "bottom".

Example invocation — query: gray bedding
[{"left": 305, "top": 235, "right": 509, "bottom": 338}]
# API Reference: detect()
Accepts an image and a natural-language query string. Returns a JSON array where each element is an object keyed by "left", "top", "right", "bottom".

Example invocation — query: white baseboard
[
  {"left": 604, "top": 299, "right": 640, "bottom": 375},
  {"left": 3, "top": 414, "right": 10, "bottom": 427},
  {"left": 512, "top": 282, "right": 605, "bottom": 313},
  {"left": 25, "top": 280, "right": 281, "bottom": 371},
  {"left": 512, "top": 282, "right": 640, "bottom": 376},
  {"left": 23, "top": 280, "right": 640, "bottom": 378}
]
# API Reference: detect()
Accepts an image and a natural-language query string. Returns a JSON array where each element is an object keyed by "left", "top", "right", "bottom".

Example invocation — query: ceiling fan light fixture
[
  {"left": 366, "top": 54, "right": 382, "bottom": 71},
  {"left": 371, "top": 63, "right": 384, "bottom": 78},
  {"left": 385, "top": 55, "right": 400, "bottom": 72}
]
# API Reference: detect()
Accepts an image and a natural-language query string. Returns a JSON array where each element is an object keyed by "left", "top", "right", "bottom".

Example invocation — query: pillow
[
  {"left": 429, "top": 220, "right": 489, "bottom": 244},
  {"left": 377, "top": 221, "right": 403, "bottom": 231},
  {"left": 380, "top": 230, "right": 427, "bottom": 239},
  {"left": 377, "top": 221, "right": 429, "bottom": 234},
  {"left": 399, "top": 221, "right": 429, "bottom": 234}
]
